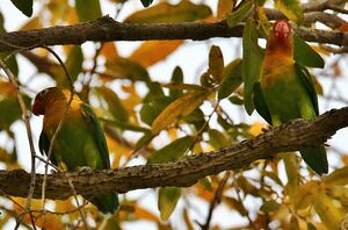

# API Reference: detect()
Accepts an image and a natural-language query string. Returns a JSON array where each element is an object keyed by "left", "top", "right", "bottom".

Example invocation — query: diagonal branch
[
  {"left": 0, "top": 107, "right": 347, "bottom": 200},
  {"left": 0, "top": 13, "right": 347, "bottom": 53}
]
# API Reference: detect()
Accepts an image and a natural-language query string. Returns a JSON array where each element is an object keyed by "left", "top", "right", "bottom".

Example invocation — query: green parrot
[
  {"left": 254, "top": 20, "right": 328, "bottom": 175},
  {"left": 32, "top": 87, "right": 118, "bottom": 213}
]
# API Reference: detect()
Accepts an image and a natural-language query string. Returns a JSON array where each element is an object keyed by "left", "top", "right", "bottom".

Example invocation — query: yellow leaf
[
  {"left": 105, "top": 57, "right": 150, "bottom": 82},
  {"left": 326, "top": 185, "right": 348, "bottom": 203},
  {"left": 130, "top": 40, "right": 183, "bottom": 67},
  {"left": 192, "top": 142, "right": 203, "bottom": 154},
  {"left": 125, "top": 0, "right": 212, "bottom": 23},
  {"left": 151, "top": 91, "right": 209, "bottom": 133},
  {"left": 36, "top": 214, "right": 64, "bottom": 230},
  {"left": 292, "top": 181, "right": 319, "bottom": 210},
  {"left": 314, "top": 192, "right": 344, "bottom": 229},
  {"left": 20, "top": 17, "right": 42, "bottom": 30},
  {"left": 55, "top": 199, "right": 75, "bottom": 213},
  {"left": 168, "top": 127, "right": 178, "bottom": 140},
  {"left": 274, "top": 0, "right": 303, "bottom": 22},
  {"left": 101, "top": 42, "right": 118, "bottom": 60},
  {"left": 158, "top": 187, "right": 181, "bottom": 221},
  {"left": 289, "top": 215, "right": 300, "bottom": 229},
  {"left": 121, "top": 84, "right": 142, "bottom": 113},
  {"left": 0, "top": 147, "right": 13, "bottom": 163},
  {"left": 106, "top": 136, "right": 132, "bottom": 168},
  {"left": 217, "top": 0, "right": 234, "bottom": 19},
  {"left": 248, "top": 122, "right": 266, "bottom": 137},
  {"left": 135, "top": 206, "right": 159, "bottom": 222},
  {"left": 208, "top": 45, "right": 224, "bottom": 83},
  {"left": 323, "top": 166, "right": 348, "bottom": 186},
  {"left": 282, "top": 153, "right": 300, "bottom": 199}
]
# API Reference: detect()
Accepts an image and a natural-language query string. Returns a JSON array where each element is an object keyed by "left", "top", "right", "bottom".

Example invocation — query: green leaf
[
  {"left": 105, "top": 57, "right": 150, "bottom": 82},
  {"left": 260, "top": 200, "right": 281, "bottom": 213},
  {"left": 294, "top": 34, "right": 324, "bottom": 68},
  {"left": 144, "top": 82, "right": 165, "bottom": 102},
  {"left": 183, "top": 108, "right": 206, "bottom": 130},
  {"left": 199, "top": 177, "right": 213, "bottom": 191},
  {"left": 10, "top": 0, "right": 33, "bottom": 17},
  {"left": 75, "top": 0, "right": 102, "bottom": 22},
  {"left": 140, "top": 96, "right": 173, "bottom": 125},
  {"left": 169, "top": 66, "right": 184, "bottom": 99},
  {"left": 141, "top": 0, "right": 154, "bottom": 7},
  {"left": 66, "top": 46, "right": 83, "bottom": 82},
  {"left": 158, "top": 187, "right": 181, "bottom": 221},
  {"left": 102, "top": 119, "right": 149, "bottom": 132},
  {"left": 217, "top": 114, "right": 233, "bottom": 130},
  {"left": 125, "top": 0, "right": 212, "bottom": 23},
  {"left": 135, "top": 131, "right": 155, "bottom": 149},
  {"left": 208, "top": 129, "right": 229, "bottom": 149},
  {"left": 104, "top": 217, "right": 121, "bottom": 230},
  {"left": 226, "top": 0, "right": 254, "bottom": 28},
  {"left": 228, "top": 95, "right": 244, "bottom": 105},
  {"left": 0, "top": 15, "right": 19, "bottom": 79},
  {"left": 95, "top": 87, "right": 129, "bottom": 122},
  {"left": 274, "top": 0, "right": 303, "bottom": 22},
  {"left": 148, "top": 136, "right": 192, "bottom": 164},
  {"left": 307, "top": 222, "right": 317, "bottom": 230},
  {"left": 218, "top": 59, "right": 242, "bottom": 100},
  {"left": 242, "top": 18, "right": 264, "bottom": 114}
]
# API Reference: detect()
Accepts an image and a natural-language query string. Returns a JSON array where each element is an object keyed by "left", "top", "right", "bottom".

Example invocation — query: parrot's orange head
[
  {"left": 273, "top": 20, "right": 292, "bottom": 42},
  {"left": 32, "top": 87, "right": 64, "bottom": 116},
  {"left": 265, "top": 20, "right": 293, "bottom": 58}
]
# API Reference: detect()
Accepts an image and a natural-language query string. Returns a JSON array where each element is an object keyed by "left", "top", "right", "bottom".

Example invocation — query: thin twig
[
  {"left": 201, "top": 172, "right": 230, "bottom": 230},
  {"left": 0, "top": 59, "right": 38, "bottom": 229}
]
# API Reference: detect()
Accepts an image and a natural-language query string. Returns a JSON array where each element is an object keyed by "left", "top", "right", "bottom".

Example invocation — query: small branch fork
[{"left": 0, "top": 106, "right": 346, "bottom": 199}]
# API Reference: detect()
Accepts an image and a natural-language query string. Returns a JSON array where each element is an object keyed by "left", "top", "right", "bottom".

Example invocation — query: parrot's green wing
[
  {"left": 295, "top": 64, "right": 328, "bottom": 174},
  {"left": 253, "top": 82, "right": 272, "bottom": 124},
  {"left": 80, "top": 103, "right": 110, "bottom": 169},
  {"left": 295, "top": 64, "right": 319, "bottom": 116},
  {"left": 39, "top": 131, "right": 58, "bottom": 166},
  {"left": 80, "top": 103, "right": 119, "bottom": 213}
]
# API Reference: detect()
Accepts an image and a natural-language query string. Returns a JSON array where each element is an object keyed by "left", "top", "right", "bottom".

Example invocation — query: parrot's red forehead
[{"left": 273, "top": 20, "right": 291, "bottom": 40}]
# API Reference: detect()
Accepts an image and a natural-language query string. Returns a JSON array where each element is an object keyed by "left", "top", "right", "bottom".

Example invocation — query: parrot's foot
[{"left": 77, "top": 166, "right": 93, "bottom": 173}]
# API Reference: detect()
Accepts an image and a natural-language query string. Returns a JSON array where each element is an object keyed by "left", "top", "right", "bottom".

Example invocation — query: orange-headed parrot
[
  {"left": 254, "top": 20, "right": 328, "bottom": 175},
  {"left": 32, "top": 87, "right": 118, "bottom": 213}
]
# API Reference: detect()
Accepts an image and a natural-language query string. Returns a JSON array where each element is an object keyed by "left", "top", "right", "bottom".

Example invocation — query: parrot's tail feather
[
  {"left": 86, "top": 193, "right": 119, "bottom": 214},
  {"left": 300, "top": 145, "right": 328, "bottom": 175}
]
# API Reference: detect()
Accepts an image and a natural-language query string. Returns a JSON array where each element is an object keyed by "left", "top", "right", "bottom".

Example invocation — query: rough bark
[
  {"left": 0, "top": 14, "right": 347, "bottom": 53},
  {"left": 0, "top": 107, "right": 347, "bottom": 200}
]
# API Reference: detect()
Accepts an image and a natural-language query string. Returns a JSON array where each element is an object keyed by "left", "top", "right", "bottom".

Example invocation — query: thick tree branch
[
  {"left": 0, "top": 13, "right": 347, "bottom": 53},
  {"left": 0, "top": 107, "right": 347, "bottom": 200}
]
